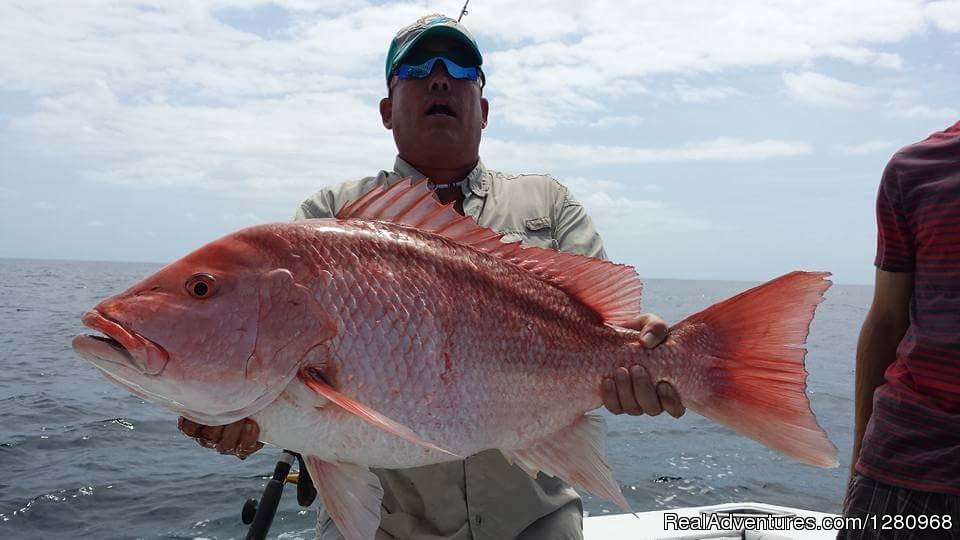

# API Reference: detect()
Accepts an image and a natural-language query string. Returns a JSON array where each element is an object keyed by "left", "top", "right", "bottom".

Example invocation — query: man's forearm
[{"left": 850, "top": 314, "right": 905, "bottom": 473}]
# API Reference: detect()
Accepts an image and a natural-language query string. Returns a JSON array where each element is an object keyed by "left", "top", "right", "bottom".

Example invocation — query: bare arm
[{"left": 850, "top": 268, "right": 912, "bottom": 474}]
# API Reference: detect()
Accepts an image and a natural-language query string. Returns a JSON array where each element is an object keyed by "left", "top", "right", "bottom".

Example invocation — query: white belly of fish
[{"left": 252, "top": 380, "right": 462, "bottom": 469}]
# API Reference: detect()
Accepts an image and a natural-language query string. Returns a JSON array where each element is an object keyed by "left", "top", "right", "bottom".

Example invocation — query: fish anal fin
[
  {"left": 304, "top": 456, "right": 384, "bottom": 540},
  {"left": 299, "top": 367, "right": 460, "bottom": 459},
  {"left": 336, "top": 178, "right": 643, "bottom": 325},
  {"left": 506, "top": 414, "right": 631, "bottom": 513}
]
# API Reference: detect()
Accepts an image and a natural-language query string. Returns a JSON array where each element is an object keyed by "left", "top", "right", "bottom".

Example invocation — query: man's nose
[{"left": 427, "top": 61, "right": 452, "bottom": 92}]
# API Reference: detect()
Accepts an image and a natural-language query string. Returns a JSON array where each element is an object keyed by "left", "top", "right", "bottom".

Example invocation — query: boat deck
[{"left": 584, "top": 502, "right": 839, "bottom": 539}]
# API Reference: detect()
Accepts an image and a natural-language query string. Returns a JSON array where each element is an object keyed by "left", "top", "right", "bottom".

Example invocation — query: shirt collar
[{"left": 392, "top": 156, "right": 489, "bottom": 197}]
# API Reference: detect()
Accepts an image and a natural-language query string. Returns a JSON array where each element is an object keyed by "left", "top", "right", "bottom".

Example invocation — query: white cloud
[
  {"left": 782, "top": 71, "right": 875, "bottom": 108},
  {"left": 588, "top": 115, "right": 643, "bottom": 128},
  {"left": 891, "top": 104, "right": 960, "bottom": 119},
  {"left": 485, "top": 137, "right": 811, "bottom": 170},
  {"left": 480, "top": 0, "right": 932, "bottom": 127},
  {"left": 825, "top": 46, "right": 904, "bottom": 69},
  {"left": 31, "top": 201, "right": 53, "bottom": 210},
  {"left": 927, "top": 1, "right": 960, "bottom": 32},
  {"left": 579, "top": 190, "right": 710, "bottom": 234},
  {"left": 0, "top": 0, "right": 953, "bottom": 134},
  {"left": 561, "top": 177, "right": 625, "bottom": 194},
  {"left": 0, "top": 1, "right": 409, "bottom": 98},
  {"left": 222, "top": 212, "right": 266, "bottom": 226},
  {"left": 833, "top": 141, "right": 894, "bottom": 156},
  {"left": 673, "top": 84, "right": 741, "bottom": 104},
  {"left": 873, "top": 52, "right": 906, "bottom": 69},
  {"left": 0, "top": 0, "right": 951, "bottom": 214},
  {"left": 548, "top": 177, "right": 709, "bottom": 236},
  {"left": 8, "top": 81, "right": 394, "bottom": 201},
  {"left": 9, "top": 71, "right": 809, "bottom": 200}
]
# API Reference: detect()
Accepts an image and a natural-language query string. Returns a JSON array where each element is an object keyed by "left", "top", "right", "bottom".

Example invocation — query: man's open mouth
[{"left": 425, "top": 103, "right": 457, "bottom": 117}]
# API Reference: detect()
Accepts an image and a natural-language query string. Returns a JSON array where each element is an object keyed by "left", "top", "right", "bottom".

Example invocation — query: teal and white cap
[{"left": 385, "top": 14, "right": 483, "bottom": 84}]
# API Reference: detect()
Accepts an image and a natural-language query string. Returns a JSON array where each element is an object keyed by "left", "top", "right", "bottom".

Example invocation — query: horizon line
[{"left": 0, "top": 256, "right": 873, "bottom": 287}]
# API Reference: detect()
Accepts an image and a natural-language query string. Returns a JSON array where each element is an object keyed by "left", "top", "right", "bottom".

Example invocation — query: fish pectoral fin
[
  {"left": 505, "top": 413, "right": 632, "bottom": 513},
  {"left": 304, "top": 456, "right": 384, "bottom": 540},
  {"left": 299, "top": 367, "right": 460, "bottom": 459}
]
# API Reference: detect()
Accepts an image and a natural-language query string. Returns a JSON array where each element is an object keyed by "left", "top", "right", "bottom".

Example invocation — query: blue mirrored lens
[{"left": 396, "top": 57, "right": 479, "bottom": 81}]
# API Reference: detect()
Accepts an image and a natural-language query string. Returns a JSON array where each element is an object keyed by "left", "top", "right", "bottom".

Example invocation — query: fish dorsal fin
[{"left": 337, "top": 178, "right": 643, "bottom": 325}]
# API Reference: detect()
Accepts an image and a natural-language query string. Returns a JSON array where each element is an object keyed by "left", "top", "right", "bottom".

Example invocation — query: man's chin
[
  {"left": 419, "top": 121, "right": 462, "bottom": 138},
  {"left": 423, "top": 113, "right": 459, "bottom": 122},
  {"left": 396, "top": 130, "right": 479, "bottom": 165}
]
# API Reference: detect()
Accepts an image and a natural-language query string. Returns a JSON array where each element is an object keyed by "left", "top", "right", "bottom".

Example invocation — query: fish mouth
[{"left": 74, "top": 310, "right": 169, "bottom": 376}]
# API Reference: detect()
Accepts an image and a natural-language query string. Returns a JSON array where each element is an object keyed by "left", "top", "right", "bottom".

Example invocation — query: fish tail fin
[{"left": 673, "top": 271, "right": 838, "bottom": 468}]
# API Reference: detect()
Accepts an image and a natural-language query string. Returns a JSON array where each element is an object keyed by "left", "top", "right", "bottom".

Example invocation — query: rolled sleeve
[
  {"left": 294, "top": 175, "right": 393, "bottom": 221},
  {"left": 294, "top": 190, "right": 337, "bottom": 221},
  {"left": 552, "top": 181, "right": 607, "bottom": 260}
]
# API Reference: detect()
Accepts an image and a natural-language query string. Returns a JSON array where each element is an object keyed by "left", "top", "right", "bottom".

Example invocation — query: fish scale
[{"left": 265, "top": 219, "right": 680, "bottom": 459}]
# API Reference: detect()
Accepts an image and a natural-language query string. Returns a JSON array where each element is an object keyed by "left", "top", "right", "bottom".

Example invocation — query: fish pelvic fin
[
  {"left": 673, "top": 271, "right": 838, "bottom": 468},
  {"left": 506, "top": 413, "right": 632, "bottom": 514},
  {"left": 299, "top": 367, "right": 460, "bottom": 459},
  {"left": 304, "top": 456, "right": 384, "bottom": 540},
  {"left": 336, "top": 178, "right": 644, "bottom": 326}
]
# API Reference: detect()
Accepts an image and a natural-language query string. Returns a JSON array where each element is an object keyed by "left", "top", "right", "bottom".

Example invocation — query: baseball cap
[{"left": 385, "top": 14, "right": 483, "bottom": 84}]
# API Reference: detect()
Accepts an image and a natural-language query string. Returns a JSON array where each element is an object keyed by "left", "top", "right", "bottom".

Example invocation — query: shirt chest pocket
[{"left": 499, "top": 216, "right": 558, "bottom": 250}]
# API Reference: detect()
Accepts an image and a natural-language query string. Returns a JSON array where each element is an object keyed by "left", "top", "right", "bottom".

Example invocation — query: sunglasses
[{"left": 395, "top": 56, "right": 484, "bottom": 88}]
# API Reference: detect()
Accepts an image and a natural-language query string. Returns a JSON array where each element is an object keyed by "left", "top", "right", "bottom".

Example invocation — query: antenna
[{"left": 457, "top": 0, "right": 470, "bottom": 22}]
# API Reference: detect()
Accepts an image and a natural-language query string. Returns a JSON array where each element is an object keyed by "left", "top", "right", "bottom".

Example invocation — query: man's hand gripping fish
[{"left": 72, "top": 179, "right": 838, "bottom": 540}]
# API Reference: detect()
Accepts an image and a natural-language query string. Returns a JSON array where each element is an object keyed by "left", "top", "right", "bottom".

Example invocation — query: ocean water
[{"left": 0, "top": 258, "right": 869, "bottom": 539}]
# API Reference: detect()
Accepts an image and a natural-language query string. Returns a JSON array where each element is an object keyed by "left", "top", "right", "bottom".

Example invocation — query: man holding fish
[
  {"left": 178, "top": 13, "right": 684, "bottom": 540},
  {"left": 73, "top": 11, "right": 835, "bottom": 530}
]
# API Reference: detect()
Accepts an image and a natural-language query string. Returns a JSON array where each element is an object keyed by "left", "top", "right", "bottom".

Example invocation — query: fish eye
[{"left": 185, "top": 274, "right": 217, "bottom": 299}]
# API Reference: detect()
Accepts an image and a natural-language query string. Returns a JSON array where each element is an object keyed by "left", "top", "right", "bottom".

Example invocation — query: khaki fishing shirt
[{"left": 294, "top": 156, "right": 607, "bottom": 540}]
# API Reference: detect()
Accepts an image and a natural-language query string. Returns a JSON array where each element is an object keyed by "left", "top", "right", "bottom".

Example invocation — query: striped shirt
[{"left": 857, "top": 120, "right": 960, "bottom": 495}]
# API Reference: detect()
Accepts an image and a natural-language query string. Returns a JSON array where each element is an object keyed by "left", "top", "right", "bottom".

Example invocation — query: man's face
[{"left": 380, "top": 36, "right": 489, "bottom": 168}]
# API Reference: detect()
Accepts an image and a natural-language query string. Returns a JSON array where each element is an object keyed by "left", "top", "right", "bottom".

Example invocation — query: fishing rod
[
  {"left": 241, "top": 450, "right": 316, "bottom": 540},
  {"left": 458, "top": 0, "right": 470, "bottom": 22}
]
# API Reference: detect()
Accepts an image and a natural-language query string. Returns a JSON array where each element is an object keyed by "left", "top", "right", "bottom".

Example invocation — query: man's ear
[
  {"left": 380, "top": 97, "right": 393, "bottom": 130},
  {"left": 480, "top": 96, "right": 489, "bottom": 129}
]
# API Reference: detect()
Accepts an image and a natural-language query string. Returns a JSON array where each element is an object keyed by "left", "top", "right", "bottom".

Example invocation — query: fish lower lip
[
  {"left": 88, "top": 334, "right": 132, "bottom": 360},
  {"left": 73, "top": 334, "right": 136, "bottom": 371}
]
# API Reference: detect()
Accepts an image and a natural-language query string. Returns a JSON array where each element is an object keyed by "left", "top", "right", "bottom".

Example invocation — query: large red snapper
[{"left": 72, "top": 179, "right": 837, "bottom": 540}]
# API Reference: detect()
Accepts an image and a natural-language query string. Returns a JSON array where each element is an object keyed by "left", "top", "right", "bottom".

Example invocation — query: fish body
[
  {"left": 73, "top": 180, "right": 837, "bottom": 540},
  {"left": 247, "top": 218, "right": 670, "bottom": 467}
]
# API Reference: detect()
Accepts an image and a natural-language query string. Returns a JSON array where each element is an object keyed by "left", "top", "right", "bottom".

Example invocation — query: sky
[{"left": 1, "top": 1, "right": 959, "bottom": 285}]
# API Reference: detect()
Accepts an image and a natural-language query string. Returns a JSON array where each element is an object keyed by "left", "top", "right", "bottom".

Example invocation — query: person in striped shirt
[{"left": 840, "top": 120, "right": 960, "bottom": 539}]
